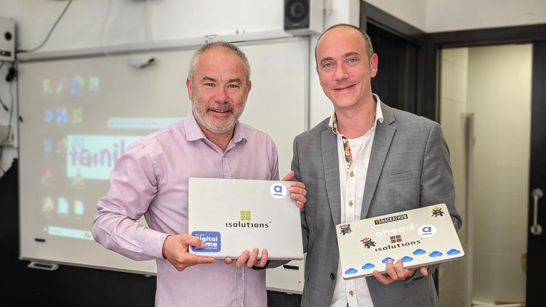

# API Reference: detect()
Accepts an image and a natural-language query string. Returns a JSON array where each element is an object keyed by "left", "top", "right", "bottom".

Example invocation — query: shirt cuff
[{"left": 144, "top": 229, "right": 170, "bottom": 260}]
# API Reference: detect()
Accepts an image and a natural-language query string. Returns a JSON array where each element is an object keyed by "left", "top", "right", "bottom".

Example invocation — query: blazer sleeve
[{"left": 407, "top": 122, "right": 462, "bottom": 282}]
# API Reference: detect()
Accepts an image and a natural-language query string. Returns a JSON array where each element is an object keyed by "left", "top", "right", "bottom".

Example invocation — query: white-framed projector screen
[{"left": 18, "top": 37, "right": 309, "bottom": 275}]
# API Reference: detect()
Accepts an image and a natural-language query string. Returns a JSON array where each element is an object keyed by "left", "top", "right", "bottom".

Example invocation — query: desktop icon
[
  {"left": 41, "top": 167, "right": 54, "bottom": 184},
  {"left": 74, "top": 200, "right": 84, "bottom": 216},
  {"left": 56, "top": 78, "right": 68, "bottom": 94},
  {"left": 72, "top": 168, "right": 85, "bottom": 186},
  {"left": 42, "top": 196, "right": 55, "bottom": 213},
  {"left": 72, "top": 108, "right": 83, "bottom": 124},
  {"left": 71, "top": 76, "right": 86, "bottom": 94},
  {"left": 89, "top": 77, "right": 99, "bottom": 92},
  {"left": 56, "top": 138, "right": 68, "bottom": 154},
  {"left": 43, "top": 79, "right": 52, "bottom": 93},
  {"left": 57, "top": 197, "right": 69, "bottom": 215},
  {"left": 56, "top": 108, "right": 68, "bottom": 124},
  {"left": 43, "top": 139, "right": 53, "bottom": 153},
  {"left": 43, "top": 109, "right": 54, "bottom": 123}
]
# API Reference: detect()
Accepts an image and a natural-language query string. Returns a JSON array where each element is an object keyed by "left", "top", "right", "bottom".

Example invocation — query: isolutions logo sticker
[
  {"left": 225, "top": 210, "right": 271, "bottom": 228},
  {"left": 369, "top": 223, "right": 422, "bottom": 252}
]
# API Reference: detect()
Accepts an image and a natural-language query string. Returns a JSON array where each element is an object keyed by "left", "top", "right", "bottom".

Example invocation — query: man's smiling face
[
  {"left": 315, "top": 26, "right": 378, "bottom": 112},
  {"left": 188, "top": 46, "right": 251, "bottom": 136}
]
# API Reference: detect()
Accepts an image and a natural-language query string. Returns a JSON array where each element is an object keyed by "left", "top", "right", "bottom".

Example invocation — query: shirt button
[
  {"left": 349, "top": 201, "right": 353, "bottom": 207},
  {"left": 330, "top": 273, "right": 335, "bottom": 280},
  {"left": 238, "top": 272, "right": 243, "bottom": 278},
  {"left": 350, "top": 171, "right": 354, "bottom": 177},
  {"left": 349, "top": 290, "right": 354, "bottom": 296}
]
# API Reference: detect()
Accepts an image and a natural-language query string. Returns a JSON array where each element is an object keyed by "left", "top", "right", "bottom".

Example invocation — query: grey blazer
[{"left": 292, "top": 102, "right": 462, "bottom": 307}]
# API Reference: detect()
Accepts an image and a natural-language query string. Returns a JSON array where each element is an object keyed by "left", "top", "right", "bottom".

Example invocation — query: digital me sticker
[
  {"left": 270, "top": 183, "right": 287, "bottom": 199},
  {"left": 418, "top": 225, "right": 437, "bottom": 237},
  {"left": 431, "top": 206, "right": 445, "bottom": 218},
  {"left": 191, "top": 231, "right": 221, "bottom": 253}
]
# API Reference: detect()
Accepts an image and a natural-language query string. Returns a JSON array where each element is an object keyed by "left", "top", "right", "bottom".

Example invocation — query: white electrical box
[{"left": 0, "top": 18, "right": 15, "bottom": 62}]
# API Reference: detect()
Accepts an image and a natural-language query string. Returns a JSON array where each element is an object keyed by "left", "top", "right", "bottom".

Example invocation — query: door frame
[{"left": 360, "top": 2, "right": 546, "bottom": 305}]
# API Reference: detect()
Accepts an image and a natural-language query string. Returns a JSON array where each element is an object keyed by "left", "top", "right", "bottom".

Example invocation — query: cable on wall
[
  {"left": 18, "top": 0, "right": 73, "bottom": 54},
  {"left": 0, "top": 63, "right": 15, "bottom": 176},
  {"left": 100, "top": 0, "right": 114, "bottom": 57}
]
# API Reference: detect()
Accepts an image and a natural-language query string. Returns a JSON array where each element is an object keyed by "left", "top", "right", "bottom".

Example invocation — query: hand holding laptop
[
  {"left": 162, "top": 234, "right": 216, "bottom": 272},
  {"left": 223, "top": 171, "right": 306, "bottom": 268},
  {"left": 224, "top": 248, "right": 269, "bottom": 268},
  {"left": 373, "top": 259, "right": 428, "bottom": 284},
  {"left": 280, "top": 171, "right": 307, "bottom": 209}
]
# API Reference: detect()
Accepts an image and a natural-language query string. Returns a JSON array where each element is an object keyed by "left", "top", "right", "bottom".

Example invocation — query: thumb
[
  {"left": 182, "top": 234, "right": 205, "bottom": 248},
  {"left": 281, "top": 170, "right": 295, "bottom": 181}
]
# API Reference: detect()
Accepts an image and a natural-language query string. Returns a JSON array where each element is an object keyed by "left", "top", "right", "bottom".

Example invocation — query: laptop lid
[
  {"left": 336, "top": 203, "right": 464, "bottom": 280},
  {"left": 188, "top": 178, "right": 304, "bottom": 260}
]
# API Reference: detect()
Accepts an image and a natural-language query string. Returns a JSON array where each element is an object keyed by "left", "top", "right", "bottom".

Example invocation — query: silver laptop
[
  {"left": 188, "top": 178, "right": 304, "bottom": 260},
  {"left": 336, "top": 203, "right": 464, "bottom": 280}
]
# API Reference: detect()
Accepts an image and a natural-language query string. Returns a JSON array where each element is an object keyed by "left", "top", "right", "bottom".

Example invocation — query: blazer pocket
[{"left": 379, "top": 171, "right": 413, "bottom": 183}]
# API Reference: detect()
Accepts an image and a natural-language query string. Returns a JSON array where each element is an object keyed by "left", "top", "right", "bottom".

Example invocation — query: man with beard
[{"left": 92, "top": 42, "right": 307, "bottom": 307}]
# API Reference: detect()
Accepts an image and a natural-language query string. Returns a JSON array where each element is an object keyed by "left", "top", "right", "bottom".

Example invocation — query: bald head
[{"left": 315, "top": 24, "right": 374, "bottom": 67}]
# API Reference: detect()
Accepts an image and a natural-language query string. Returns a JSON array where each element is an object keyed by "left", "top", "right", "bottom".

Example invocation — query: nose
[
  {"left": 334, "top": 63, "right": 348, "bottom": 81},
  {"left": 214, "top": 86, "right": 228, "bottom": 103}
]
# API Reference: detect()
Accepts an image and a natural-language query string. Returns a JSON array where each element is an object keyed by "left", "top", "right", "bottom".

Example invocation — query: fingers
[
  {"left": 420, "top": 266, "right": 429, "bottom": 276},
  {"left": 394, "top": 259, "right": 408, "bottom": 277},
  {"left": 281, "top": 171, "right": 295, "bottom": 181},
  {"left": 289, "top": 182, "right": 307, "bottom": 209},
  {"left": 180, "top": 234, "right": 205, "bottom": 248},
  {"left": 384, "top": 259, "right": 399, "bottom": 281},
  {"left": 224, "top": 257, "right": 233, "bottom": 265},
  {"left": 189, "top": 254, "right": 216, "bottom": 265},
  {"left": 373, "top": 270, "right": 391, "bottom": 284},
  {"left": 255, "top": 249, "right": 269, "bottom": 267},
  {"left": 246, "top": 248, "right": 260, "bottom": 268},
  {"left": 373, "top": 261, "right": 427, "bottom": 285},
  {"left": 235, "top": 250, "right": 250, "bottom": 268}
]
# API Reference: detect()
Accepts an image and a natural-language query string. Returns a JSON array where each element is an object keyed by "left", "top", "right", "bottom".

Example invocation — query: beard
[{"left": 191, "top": 93, "right": 247, "bottom": 135}]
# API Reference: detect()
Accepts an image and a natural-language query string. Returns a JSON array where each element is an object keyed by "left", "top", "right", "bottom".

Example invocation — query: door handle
[{"left": 531, "top": 188, "right": 543, "bottom": 235}]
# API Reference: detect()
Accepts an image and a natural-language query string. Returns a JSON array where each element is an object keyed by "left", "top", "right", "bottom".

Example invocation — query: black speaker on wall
[{"left": 284, "top": 0, "right": 323, "bottom": 35}]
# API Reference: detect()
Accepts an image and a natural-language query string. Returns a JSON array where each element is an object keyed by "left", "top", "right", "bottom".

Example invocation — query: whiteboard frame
[{"left": 17, "top": 35, "right": 310, "bottom": 279}]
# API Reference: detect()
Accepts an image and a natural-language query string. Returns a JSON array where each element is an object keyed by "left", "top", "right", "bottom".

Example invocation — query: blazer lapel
[
  {"left": 321, "top": 128, "right": 341, "bottom": 226},
  {"left": 361, "top": 103, "right": 396, "bottom": 219}
]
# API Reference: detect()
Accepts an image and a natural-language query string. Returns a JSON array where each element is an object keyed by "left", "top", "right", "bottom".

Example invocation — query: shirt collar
[
  {"left": 184, "top": 110, "right": 246, "bottom": 144},
  {"left": 328, "top": 94, "right": 385, "bottom": 135}
]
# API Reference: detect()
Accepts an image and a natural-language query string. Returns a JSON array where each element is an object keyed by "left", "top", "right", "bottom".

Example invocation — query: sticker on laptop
[
  {"left": 270, "top": 183, "right": 287, "bottom": 199},
  {"left": 191, "top": 231, "right": 221, "bottom": 253},
  {"left": 418, "top": 225, "right": 437, "bottom": 237},
  {"left": 431, "top": 206, "right": 445, "bottom": 218}
]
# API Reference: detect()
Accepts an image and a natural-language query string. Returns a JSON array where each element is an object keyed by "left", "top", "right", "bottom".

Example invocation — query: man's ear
[
  {"left": 186, "top": 77, "right": 193, "bottom": 100},
  {"left": 370, "top": 53, "right": 379, "bottom": 78},
  {"left": 246, "top": 81, "right": 252, "bottom": 95}
]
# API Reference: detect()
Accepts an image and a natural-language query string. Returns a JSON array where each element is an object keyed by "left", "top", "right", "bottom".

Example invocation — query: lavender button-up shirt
[{"left": 92, "top": 111, "right": 279, "bottom": 307}]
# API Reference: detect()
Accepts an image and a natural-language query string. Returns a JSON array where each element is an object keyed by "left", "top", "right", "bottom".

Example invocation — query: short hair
[
  {"left": 315, "top": 24, "right": 374, "bottom": 66},
  {"left": 188, "top": 41, "right": 251, "bottom": 89}
]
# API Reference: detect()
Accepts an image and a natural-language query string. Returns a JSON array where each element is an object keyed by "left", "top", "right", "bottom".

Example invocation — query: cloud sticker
[
  {"left": 401, "top": 256, "right": 414, "bottom": 263},
  {"left": 447, "top": 249, "right": 461, "bottom": 256},
  {"left": 345, "top": 268, "right": 358, "bottom": 275},
  {"left": 382, "top": 257, "right": 395, "bottom": 264},
  {"left": 362, "top": 263, "right": 375, "bottom": 270},
  {"left": 413, "top": 249, "right": 426, "bottom": 255},
  {"left": 429, "top": 251, "right": 443, "bottom": 257}
]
